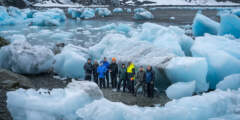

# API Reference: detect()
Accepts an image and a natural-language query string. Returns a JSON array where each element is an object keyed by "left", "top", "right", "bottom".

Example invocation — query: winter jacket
[
  {"left": 146, "top": 70, "right": 155, "bottom": 84},
  {"left": 93, "top": 63, "right": 99, "bottom": 76},
  {"left": 127, "top": 63, "right": 135, "bottom": 80},
  {"left": 136, "top": 70, "right": 146, "bottom": 84},
  {"left": 84, "top": 63, "right": 93, "bottom": 76},
  {"left": 109, "top": 63, "right": 118, "bottom": 75},
  {"left": 119, "top": 67, "right": 127, "bottom": 80},
  {"left": 102, "top": 61, "right": 110, "bottom": 70},
  {"left": 97, "top": 65, "right": 107, "bottom": 79}
]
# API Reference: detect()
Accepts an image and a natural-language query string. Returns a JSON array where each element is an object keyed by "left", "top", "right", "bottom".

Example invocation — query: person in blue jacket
[
  {"left": 146, "top": 65, "right": 155, "bottom": 98},
  {"left": 102, "top": 57, "right": 110, "bottom": 88},
  {"left": 97, "top": 61, "right": 107, "bottom": 89}
]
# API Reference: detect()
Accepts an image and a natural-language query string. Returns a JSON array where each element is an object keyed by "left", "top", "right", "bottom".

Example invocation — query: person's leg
[
  {"left": 99, "top": 78, "right": 102, "bottom": 89},
  {"left": 147, "top": 83, "right": 150, "bottom": 97},
  {"left": 110, "top": 73, "right": 114, "bottom": 88},
  {"left": 131, "top": 80, "right": 134, "bottom": 94},
  {"left": 106, "top": 71, "right": 109, "bottom": 88},
  {"left": 114, "top": 74, "right": 117, "bottom": 88},
  {"left": 113, "top": 75, "right": 115, "bottom": 88},
  {"left": 150, "top": 84, "right": 154, "bottom": 98},
  {"left": 117, "top": 79, "right": 122, "bottom": 91},
  {"left": 94, "top": 75, "right": 98, "bottom": 84},
  {"left": 103, "top": 78, "right": 106, "bottom": 88},
  {"left": 135, "top": 83, "right": 140, "bottom": 96},
  {"left": 123, "top": 79, "right": 126, "bottom": 92}
]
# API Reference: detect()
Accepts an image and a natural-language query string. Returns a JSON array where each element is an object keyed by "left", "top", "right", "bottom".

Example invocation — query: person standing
[
  {"left": 83, "top": 58, "right": 93, "bottom": 81},
  {"left": 109, "top": 57, "right": 118, "bottom": 88},
  {"left": 92, "top": 60, "right": 99, "bottom": 85},
  {"left": 146, "top": 66, "right": 155, "bottom": 98},
  {"left": 127, "top": 61, "right": 135, "bottom": 94},
  {"left": 117, "top": 64, "right": 127, "bottom": 92},
  {"left": 102, "top": 57, "right": 110, "bottom": 88},
  {"left": 97, "top": 62, "right": 107, "bottom": 89},
  {"left": 134, "top": 66, "right": 146, "bottom": 96}
]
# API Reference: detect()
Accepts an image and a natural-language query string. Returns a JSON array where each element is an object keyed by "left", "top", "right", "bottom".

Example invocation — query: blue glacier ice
[
  {"left": 135, "top": 23, "right": 193, "bottom": 56},
  {"left": 113, "top": 8, "right": 123, "bottom": 13},
  {"left": 80, "top": 8, "right": 95, "bottom": 19},
  {"left": 219, "top": 14, "right": 240, "bottom": 38},
  {"left": 30, "top": 8, "right": 66, "bottom": 26},
  {"left": 0, "top": 6, "right": 17, "bottom": 25},
  {"left": 191, "top": 34, "right": 240, "bottom": 89},
  {"left": 192, "top": 13, "right": 220, "bottom": 36},
  {"left": 166, "top": 81, "right": 196, "bottom": 99},
  {"left": 67, "top": 8, "right": 82, "bottom": 18},
  {"left": 216, "top": 74, "right": 240, "bottom": 90},
  {"left": 0, "top": 35, "right": 54, "bottom": 74},
  {"left": 96, "top": 8, "right": 111, "bottom": 17},
  {"left": 126, "top": 8, "right": 132, "bottom": 13},
  {"left": 77, "top": 89, "right": 240, "bottom": 120},
  {"left": 133, "top": 8, "right": 154, "bottom": 20},
  {"left": 165, "top": 57, "right": 209, "bottom": 92},
  {"left": 7, "top": 81, "right": 103, "bottom": 120},
  {"left": 7, "top": 80, "right": 240, "bottom": 120},
  {"left": 232, "top": 9, "right": 240, "bottom": 17},
  {"left": 53, "top": 44, "right": 89, "bottom": 78}
]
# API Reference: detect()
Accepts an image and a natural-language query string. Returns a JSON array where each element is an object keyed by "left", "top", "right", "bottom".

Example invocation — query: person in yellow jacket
[{"left": 127, "top": 61, "right": 135, "bottom": 94}]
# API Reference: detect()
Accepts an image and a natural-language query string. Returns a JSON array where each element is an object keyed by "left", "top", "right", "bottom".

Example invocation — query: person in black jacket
[
  {"left": 135, "top": 66, "right": 146, "bottom": 96},
  {"left": 83, "top": 58, "right": 93, "bottom": 81},
  {"left": 92, "top": 60, "right": 99, "bottom": 85},
  {"left": 146, "top": 66, "right": 155, "bottom": 98},
  {"left": 109, "top": 57, "right": 118, "bottom": 88}
]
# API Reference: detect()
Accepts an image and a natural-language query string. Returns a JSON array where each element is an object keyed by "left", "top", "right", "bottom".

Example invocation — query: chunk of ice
[
  {"left": 191, "top": 34, "right": 240, "bottom": 89},
  {"left": 165, "top": 57, "right": 209, "bottom": 92},
  {"left": 0, "top": 35, "right": 54, "bottom": 74},
  {"left": 166, "top": 81, "right": 196, "bottom": 99},
  {"left": 216, "top": 74, "right": 240, "bottom": 90},
  {"left": 192, "top": 13, "right": 219, "bottom": 36}
]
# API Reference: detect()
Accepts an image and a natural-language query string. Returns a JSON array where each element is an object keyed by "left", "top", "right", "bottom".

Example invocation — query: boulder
[
  {"left": 0, "top": 69, "right": 34, "bottom": 89},
  {"left": 0, "top": 37, "right": 9, "bottom": 48},
  {"left": 0, "top": 89, "right": 13, "bottom": 120}
]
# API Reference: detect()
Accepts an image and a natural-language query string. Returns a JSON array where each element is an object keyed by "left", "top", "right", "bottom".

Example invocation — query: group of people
[{"left": 83, "top": 57, "right": 155, "bottom": 98}]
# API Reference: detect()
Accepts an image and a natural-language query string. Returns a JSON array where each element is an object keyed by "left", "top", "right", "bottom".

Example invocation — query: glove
[{"left": 131, "top": 77, "right": 134, "bottom": 81}]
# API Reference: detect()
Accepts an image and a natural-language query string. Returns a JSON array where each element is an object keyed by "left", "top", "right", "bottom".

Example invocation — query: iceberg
[
  {"left": 77, "top": 89, "right": 240, "bottom": 120},
  {"left": 232, "top": 9, "right": 240, "bottom": 17},
  {"left": 0, "top": 35, "right": 54, "bottom": 74},
  {"left": 80, "top": 8, "right": 95, "bottom": 19},
  {"left": 166, "top": 81, "right": 196, "bottom": 99},
  {"left": 30, "top": 8, "right": 66, "bottom": 26},
  {"left": 53, "top": 44, "right": 89, "bottom": 78},
  {"left": 192, "top": 13, "right": 220, "bottom": 36},
  {"left": 7, "top": 81, "right": 103, "bottom": 120},
  {"left": 67, "top": 8, "right": 82, "bottom": 18},
  {"left": 135, "top": 23, "right": 193, "bottom": 56},
  {"left": 219, "top": 14, "right": 240, "bottom": 38},
  {"left": 0, "top": 6, "right": 16, "bottom": 25},
  {"left": 96, "top": 8, "right": 111, "bottom": 17},
  {"left": 126, "top": 8, "right": 132, "bottom": 13},
  {"left": 133, "top": 8, "right": 154, "bottom": 20},
  {"left": 113, "top": 8, "right": 123, "bottom": 13},
  {"left": 216, "top": 74, "right": 240, "bottom": 90},
  {"left": 89, "top": 33, "right": 175, "bottom": 67},
  {"left": 165, "top": 57, "right": 209, "bottom": 92},
  {"left": 191, "top": 34, "right": 240, "bottom": 89}
]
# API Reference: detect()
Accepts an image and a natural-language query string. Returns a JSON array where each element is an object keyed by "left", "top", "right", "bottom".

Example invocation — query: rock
[
  {"left": 0, "top": 0, "right": 27, "bottom": 8},
  {"left": 0, "top": 69, "right": 34, "bottom": 89},
  {"left": 0, "top": 89, "right": 13, "bottom": 120},
  {"left": 0, "top": 37, "right": 9, "bottom": 48}
]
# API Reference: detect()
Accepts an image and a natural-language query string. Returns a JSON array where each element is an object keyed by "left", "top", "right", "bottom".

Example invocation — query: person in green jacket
[{"left": 117, "top": 64, "right": 127, "bottom": 92}]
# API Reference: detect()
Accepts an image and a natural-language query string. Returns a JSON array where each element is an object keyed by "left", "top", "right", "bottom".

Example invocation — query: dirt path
[{"left": 102, "top": 88, "right": 170, "bottom": 107}]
